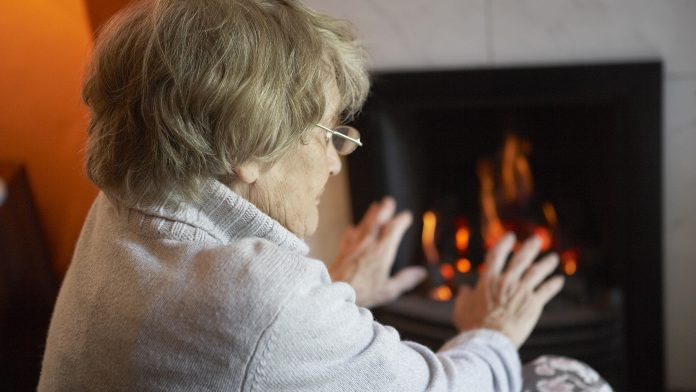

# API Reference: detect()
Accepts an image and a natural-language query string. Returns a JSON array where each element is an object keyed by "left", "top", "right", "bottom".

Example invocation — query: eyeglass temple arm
[{"left": 315, "top": 124, "right": 363, "bottom": 147}]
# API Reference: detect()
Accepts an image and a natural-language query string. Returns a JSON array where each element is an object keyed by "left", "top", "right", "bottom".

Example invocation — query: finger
[
  {"left": 521, "top": 253, "right": 559, "bottom": 290},
  {"left": 355, "top": 202, "right": 379, "bottom": 236},
  {"left": 456, "top": 285, "right": 473, "bottom": 302},
  {"left": 504, "top": 235, "right": 542, "bottom": 281},
  {"left": 368, "top": 211, "right": 412, "bottom": 275},
  {"left": 384, "top": 266, "right": 427, "bottom": 300},
  {"left": 379, "top": 210, "right": 413, "bottom": 251},
  {"left": 484, "top": 233, "right": 516, "bottom": 277},
  {"left": 357, "top": 197, "right": 396, "bottom": 240},
  {"left": 338, "top": 225, "right": 357, "bottom": 250},
  {"left": 372, "top": 197, "right": 397, "bottom": 231},
  {"left": 534, "top": 275, "right": 565, "bottom": 305}
]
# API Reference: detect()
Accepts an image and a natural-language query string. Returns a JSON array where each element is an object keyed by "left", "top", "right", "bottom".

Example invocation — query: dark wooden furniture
[{"left": 0, "top": 163, "right": 58, "bottom": 391}]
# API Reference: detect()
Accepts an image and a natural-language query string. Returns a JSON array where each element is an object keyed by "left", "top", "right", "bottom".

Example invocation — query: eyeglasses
[{"left": 314, "top": 124, "right": 363, "bottom": 156}]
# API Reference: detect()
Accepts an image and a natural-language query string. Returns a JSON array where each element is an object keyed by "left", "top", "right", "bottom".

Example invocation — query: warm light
[
  {"left": 532, "top": 226, "right": 553, "bottom": 252},
  {"left": 440, "top": 264, "right": 455, "bottom": 281},
  {"left": 502, "top": 135, "right": 519, "bottom": 202},
  {"left": 501, "top": 134, "right": 534, "bottom": 203},
  {"left": 564, "top": 260, "right": 577, "bottom": 276},
  {"left": 455, "top": 227, "right": 470, "bottom": 253},
  {"left": 478, "top": 161, "right": 506, "bottom": 250},
  {"left": 430, "top": 285, "right": 453, "bottom": 301},
  {"left": 542, "top": 202, "right": 558, "bottom": 228},
  {"left": 561, "top": 249, "right": 579, "bottom": 276},
  {"left": 456, "top": 258, "right": 472, "bottom": 273},
  {"left": 422, "top": 211, "right": 439, "bottom": 264}
]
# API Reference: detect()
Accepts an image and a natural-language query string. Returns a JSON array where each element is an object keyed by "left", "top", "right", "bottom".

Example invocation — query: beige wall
[{"left": 303, "top": 0, "right": 696, "bottom": 389}]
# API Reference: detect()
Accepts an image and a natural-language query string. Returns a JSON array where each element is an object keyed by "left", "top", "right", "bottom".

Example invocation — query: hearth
[{"left": 348, "top": 63, "right": 662, "bottom": 391}]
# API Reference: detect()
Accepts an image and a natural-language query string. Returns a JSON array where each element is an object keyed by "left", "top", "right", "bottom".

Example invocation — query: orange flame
[
  {"left": 440, "top": 264, "right": 455, "bottom": 281},
  {"left": 456, "top": 258, "right": 472, "bottom": 273},
  {"left": 478, "top": 161, "right": 506, "bottom": 249},
  {"left": 501, "top": 134, "right": 534, "bottom": 203},
  {"left": 430, "top": 285, "right": 453, "bottom": 301},
  {"left": 422, "top": 211, "right": 439, "bottom": 264},
  {"left": 455, "top": 227, "right": 470, "bottom": 253},
  {"left": 542, "top": 202, "right": 558, "bottom": 228},
  {"left": 561, "top": 249, "right": 579, "bottom": 276}
]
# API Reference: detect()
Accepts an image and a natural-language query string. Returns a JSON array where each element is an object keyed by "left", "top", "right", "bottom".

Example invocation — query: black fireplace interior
[{"left": 347, "top": 62, "right": 663, "bottom": 391}]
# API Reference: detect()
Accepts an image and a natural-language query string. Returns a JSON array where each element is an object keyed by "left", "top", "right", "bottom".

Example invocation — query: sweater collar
[{"left": 133, "top": 179, "right": 309, "bottom": 256}]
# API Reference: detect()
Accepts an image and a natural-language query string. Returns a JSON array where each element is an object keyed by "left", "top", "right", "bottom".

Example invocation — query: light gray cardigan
[{"left": 39, "top": 180, "right": 521, "bottom": 391}]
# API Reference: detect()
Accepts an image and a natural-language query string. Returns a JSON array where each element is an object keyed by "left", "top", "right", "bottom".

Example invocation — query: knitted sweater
[{"left": 38, "top": 180, "right": 521, "bottom": 391}]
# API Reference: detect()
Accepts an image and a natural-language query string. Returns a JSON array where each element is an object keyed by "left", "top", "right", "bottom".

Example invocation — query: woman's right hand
[{"left": 452, "top": 233, "right": 565, "bottom": 348}]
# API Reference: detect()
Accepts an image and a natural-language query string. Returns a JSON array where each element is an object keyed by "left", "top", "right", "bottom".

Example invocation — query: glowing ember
[
  {"left": 422, "top": 211, "right": 440, "bottom": 264},
  {"left": 564, "top": 260, "right": 577, "bottom": 275},
  {"left": 561, "top": 249, "right": 580, "bottom": 276},
  {"left": 430, "top": 285, "right": 453, "bottom": 301},
  {"left": 456, "top": 258, "right": 472, "bottom": 273},
  {"left": 455, "top": 227, "right": 470, "bottom": 253},
  {"left": 440, "top": 264, "right": 455, "bottom": 281}
]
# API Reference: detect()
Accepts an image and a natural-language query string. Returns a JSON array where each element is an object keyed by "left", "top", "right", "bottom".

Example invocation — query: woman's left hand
[{"left": 328, "top": 196, "right": 427, "bottom": 308}]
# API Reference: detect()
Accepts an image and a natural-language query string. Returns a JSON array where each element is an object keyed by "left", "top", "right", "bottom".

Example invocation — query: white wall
[{"left": 303, "top": 0, "right": 696, "bottom": 389}]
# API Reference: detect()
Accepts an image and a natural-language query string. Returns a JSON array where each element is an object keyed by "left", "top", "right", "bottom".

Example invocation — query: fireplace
[{"left": 347, "top": 62, "right": 663, "bottom": 391}]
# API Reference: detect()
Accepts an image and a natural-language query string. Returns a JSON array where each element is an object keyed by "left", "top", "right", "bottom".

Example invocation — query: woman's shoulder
[{"left": 189, "top": 237, "right": 332, "bottom": 312}]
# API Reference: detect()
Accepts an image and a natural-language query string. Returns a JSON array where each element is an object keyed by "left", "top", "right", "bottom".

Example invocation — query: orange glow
[
  {"left": 478, "top": 161, "right": 506, "bottom": 250},
  {"left": 456, "top": 258, "right": 472, "bottom": 273},
  {"left": 501, "top": 134, "right": 534, "bottom": 203},
  {"left": 561, "top": 249, "right": 580, "bottom": 276},
  {"left": 422, "top": 211, "right": 440, "bottom": 264},
  {"left": 430, "top": 285, "right": 453, "bottom": 301},
  {"left": 532, "top": 226, "right": 553, "bottom": 252},
  {"left": 542, "top": 202, "right": 558, "bottom": 228},
  {"left": 0, "top": 1, "right": 98, "bottom": 276},
  {"left": 455, "top": 227, "right": 470, "bottom": 253},
  {"left": 440, "top": 264, "right": 455, "bottom": 281},
  {"left": 564, "top": 261, "right": 577, "bottom": 275}
]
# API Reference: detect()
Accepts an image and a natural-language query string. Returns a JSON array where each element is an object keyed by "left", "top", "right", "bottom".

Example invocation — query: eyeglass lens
[{"left": 333, "top": 126, "right": 359, "bottom": 155}]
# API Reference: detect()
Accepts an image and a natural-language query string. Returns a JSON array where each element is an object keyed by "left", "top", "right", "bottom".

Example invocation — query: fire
[
  {"left": 430, "top": 285, "right": 453, "bottom": 301},
  {"left": 456, "top": 258, "right": 472, "bottom": 273},
  {"left": 478, "top": 134, "right": 564, "bottom": 255},
  {"left": 440, "top": 264, "right": 455, "bottom": 281},
  {"left": 561, "top": 249, "right": 579, "bottom": 276},
  {"left": 418, "top": 133, "right": 582, "bottom": 298},
  {"left": 478, "top": 161, "right": 506, "bottom": 249},
  {"left": 455, "top": 227, "right": 470, "bottom": 253},
  {"left": 501, "top": 134, "right": 534, "bottom": 203},
  {"left": 422, "top": 211, "right": 439, "bottom": 264},
  {"left": 542, "top": 201, "right": 558, "bottom": 228}
]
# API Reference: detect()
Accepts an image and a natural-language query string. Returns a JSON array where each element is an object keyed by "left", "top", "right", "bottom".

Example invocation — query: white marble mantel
[{"left": 303, "top": 0, "right": 696, "bottom": 389}]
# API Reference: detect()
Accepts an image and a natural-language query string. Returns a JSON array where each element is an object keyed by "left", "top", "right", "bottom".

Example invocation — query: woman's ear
[{"left": 233, "top": 161, "right": 260, "bottom": 184}]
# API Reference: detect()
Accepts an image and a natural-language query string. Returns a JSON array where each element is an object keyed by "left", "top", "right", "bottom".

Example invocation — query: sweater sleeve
[{"left": 244, "top": 259, "right": 521, "bottom": 392}]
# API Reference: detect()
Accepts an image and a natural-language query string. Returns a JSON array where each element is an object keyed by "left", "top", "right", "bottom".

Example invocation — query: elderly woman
[{"left": 39, "top": 0, "right": 611, "bottom": 391}]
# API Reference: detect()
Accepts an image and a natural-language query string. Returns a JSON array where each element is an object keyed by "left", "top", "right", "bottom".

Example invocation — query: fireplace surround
[{"left": 347, "top": 62, "right": 663, "bottom": 391}]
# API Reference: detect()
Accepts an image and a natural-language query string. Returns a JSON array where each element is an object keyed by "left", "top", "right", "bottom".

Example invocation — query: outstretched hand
[
  {"left": 328, "top": 197, "right": 427, "bottom": 308},
  {"left": 453, "top": 233, "right": 565, "bottom": 348}
]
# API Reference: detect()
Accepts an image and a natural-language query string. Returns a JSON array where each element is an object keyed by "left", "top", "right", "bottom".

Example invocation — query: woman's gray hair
[{"left": 84, "top": 0, "right": 369, "bottom": 207}]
